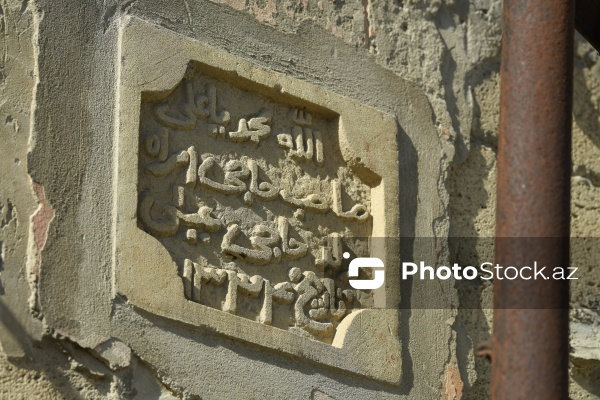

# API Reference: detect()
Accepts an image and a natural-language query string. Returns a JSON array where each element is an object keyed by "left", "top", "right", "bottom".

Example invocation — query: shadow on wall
[
  {"left": 0, "top": 312, "right": 180, "bottom": 400},
  {"left": 435, "top": 1, "right": 501, "bottom": 397},
  {"left": 571, "top": 361, "right": 600, "bottom": 398},
  {"left": 448, "top": 144, "right": 496, "bottom": 400},
  {"left": 397, "top": 121, "right": 418, "bottom": 394},
  {"left": 1, "top": 300, "right": 109, "bottom": 397},
  {"left": 0, "top": 299, "right": 32, "bottom": 360}
]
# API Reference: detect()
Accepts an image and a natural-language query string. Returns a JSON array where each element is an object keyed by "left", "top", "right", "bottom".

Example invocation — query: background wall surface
[{"left": 0, "top": 0, "right": 599, "bottom": 399}]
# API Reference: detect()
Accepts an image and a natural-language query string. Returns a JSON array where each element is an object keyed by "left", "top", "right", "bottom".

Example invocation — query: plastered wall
[{"left": 1, "top": 1, "right": 600, "bottom": 399}]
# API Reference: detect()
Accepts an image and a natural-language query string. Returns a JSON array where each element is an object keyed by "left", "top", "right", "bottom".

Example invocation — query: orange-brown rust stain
[{"left": 441, "top": 364, "right": 464, "bottom": 400}]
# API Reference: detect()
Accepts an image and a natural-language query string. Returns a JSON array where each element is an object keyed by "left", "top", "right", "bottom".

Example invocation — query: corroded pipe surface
[{"left": 493, "top": 0, "right": 573, "bottom": 399}]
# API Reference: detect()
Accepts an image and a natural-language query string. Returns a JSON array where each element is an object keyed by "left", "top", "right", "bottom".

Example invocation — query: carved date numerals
[{"left": 183, "top": 259, "right": 354, "bottom": 338}]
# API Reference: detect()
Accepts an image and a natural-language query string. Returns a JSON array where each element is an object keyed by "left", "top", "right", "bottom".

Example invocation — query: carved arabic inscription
[{"left": 138, "top": 64, "right": 374, "bottom": 344}]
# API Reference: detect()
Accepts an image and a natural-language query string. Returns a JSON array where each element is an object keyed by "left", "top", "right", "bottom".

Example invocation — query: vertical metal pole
[{"left": 493, "top": 1, "right": 573, "bottom": 399}]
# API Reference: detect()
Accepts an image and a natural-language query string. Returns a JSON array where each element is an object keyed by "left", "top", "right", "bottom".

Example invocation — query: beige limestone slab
[{"left": 114, "top": 16, "right": 401, "bottom": 384}]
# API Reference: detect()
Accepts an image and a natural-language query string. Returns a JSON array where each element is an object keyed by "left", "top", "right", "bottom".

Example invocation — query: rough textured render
[{"left": 0, "top": 0, "right": 599, "bottom": 399}]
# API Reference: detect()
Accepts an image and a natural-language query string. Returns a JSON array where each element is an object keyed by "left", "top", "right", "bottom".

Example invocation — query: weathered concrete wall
[{"left": 1, "top": 0, "right": 599, "bottom": 399}]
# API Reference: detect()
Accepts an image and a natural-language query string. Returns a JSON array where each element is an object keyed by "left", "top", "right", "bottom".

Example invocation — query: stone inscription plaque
[
  {"left": 138, "top": 65, "right": 374, "bottom": 343},
  {"left": 115, "top": 17, "right": 401, "bottom": 384}
]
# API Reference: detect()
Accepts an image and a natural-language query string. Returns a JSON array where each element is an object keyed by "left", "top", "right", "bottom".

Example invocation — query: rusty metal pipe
[{"left": 493, "top": 1, "right": 573, "bottom": 399}]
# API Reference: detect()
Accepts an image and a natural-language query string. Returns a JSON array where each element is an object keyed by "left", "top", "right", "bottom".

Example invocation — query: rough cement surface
[
  {"left": 446, "top": 28, "right": 600, "bottom": 400},
  {"left": 1, "top": 0, "right": 600, "bottom": 399},
  {"left": 0, "top": 0, "right": 44, "bottom": 363}
]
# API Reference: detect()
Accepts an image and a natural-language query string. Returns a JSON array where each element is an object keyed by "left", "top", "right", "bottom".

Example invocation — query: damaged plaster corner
[
  {"left": 26, "top": 182, "right": 54, "bottom": 317},
  {"left": 570, "top": 308, "right": 600, "bottom": 366},
  {"left": 92, "top": 338, "right": 132, "bottom": 370},
  {"left": 49, "top": 335, "right": 180, "bottom": 399}
]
